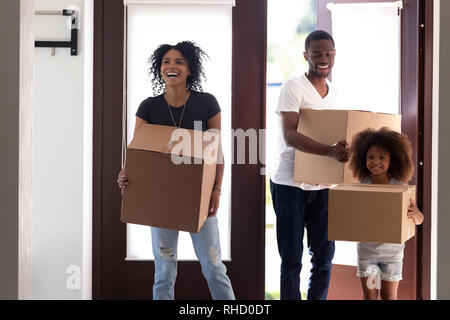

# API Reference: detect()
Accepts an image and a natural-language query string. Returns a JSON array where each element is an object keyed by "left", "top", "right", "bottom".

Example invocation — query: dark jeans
[{"left": 270, "top": 180, "right": 335, "bottom": 300}]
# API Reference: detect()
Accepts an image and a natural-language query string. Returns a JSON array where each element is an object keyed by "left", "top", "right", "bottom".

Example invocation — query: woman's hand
[
  {"left": 208, "top": 186, "right": 221, "bottom": 217},
  {"left": 407, "top": 199, "right": 424, "bottom": 225},
  {"left": 117, "top": 169, "right": 128, "bottom": 196}
]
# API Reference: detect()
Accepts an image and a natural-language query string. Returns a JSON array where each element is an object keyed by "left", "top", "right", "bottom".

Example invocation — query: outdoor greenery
[
  {"left": 267, "top": 0, "right": 317, "bottom": 83},
  {"left": 265, "top": 0, "right": 318, "bottom": 301},
  {"left": 296, "top": 0, "right": 316, "bottom": 34}
]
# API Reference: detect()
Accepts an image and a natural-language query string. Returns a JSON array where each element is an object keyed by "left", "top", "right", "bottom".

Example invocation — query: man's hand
[
  {"left": 281, "top": 112, "right": 350, "bottom": 162},
  {"left": 328, "top": 140, "right": 350, "bottom": 163}
]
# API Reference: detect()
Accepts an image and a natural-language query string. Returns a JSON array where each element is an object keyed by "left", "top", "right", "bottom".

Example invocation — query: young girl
[
  {"left": 117, "top": 41, "right": 235, "bottom": 300},
  {"left": 349, "top": 127, "right": 424, "bottom": 300}
]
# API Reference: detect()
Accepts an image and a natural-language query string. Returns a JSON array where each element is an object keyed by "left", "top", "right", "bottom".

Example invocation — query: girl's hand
[
  {"left": 407, "top": 199, "right": 424, "bottom": 225},
  {"left": 208, "top": 186, "right": 221, "bottom": 217},
  {"left": 117, "top": 170, "right": 128, "bottom": 196}
]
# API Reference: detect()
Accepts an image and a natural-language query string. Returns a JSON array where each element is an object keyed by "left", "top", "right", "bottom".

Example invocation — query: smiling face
[
  {"left": 366, "top": 145, "right": 391, "bottom": 180},
  {"left": 160, "top": 49, "right": 191, "bottom": 87},
  {"left": 303, "top": 39, "right": 336, "bottom": 79}
]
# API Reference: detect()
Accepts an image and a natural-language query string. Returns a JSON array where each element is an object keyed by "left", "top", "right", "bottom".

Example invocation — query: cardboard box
[
  {"left": 121, "top": 124, "right": 219, "bottom": 233},
  {"left": 328, "top": 184, "right": 416, "bottom": 244},
  {"left": 294, "top": 109, "right": 401, "bottom": 184}
]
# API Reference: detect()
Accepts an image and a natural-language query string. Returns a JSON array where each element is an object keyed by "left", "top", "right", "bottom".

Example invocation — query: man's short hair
[{"left": 305, "top": 30, "right": 335, "bottom": 51}]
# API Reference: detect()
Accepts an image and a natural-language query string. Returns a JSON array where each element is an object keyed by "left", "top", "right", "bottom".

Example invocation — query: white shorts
[{"left": 356, "top": 260, "right": 403, "bottom": 283}]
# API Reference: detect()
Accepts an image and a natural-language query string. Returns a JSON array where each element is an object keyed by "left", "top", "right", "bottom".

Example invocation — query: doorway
[
  {"left": 317, "top": 0, "right": 430, "bottom": 300},
  {"left": 92, "top": 0, "right": 267, "bottom": 299}
]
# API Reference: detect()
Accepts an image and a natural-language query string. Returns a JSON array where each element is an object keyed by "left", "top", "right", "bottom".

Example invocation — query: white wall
[{"left": 33, "top": 0, "right": 92, "bottom": 299}]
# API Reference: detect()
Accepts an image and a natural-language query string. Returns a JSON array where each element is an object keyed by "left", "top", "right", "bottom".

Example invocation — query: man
[{"left": 270, "top": 30, "right": 350, "bottom": 300}]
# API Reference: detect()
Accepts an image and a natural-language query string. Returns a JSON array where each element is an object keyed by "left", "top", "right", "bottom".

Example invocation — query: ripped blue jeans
[{"left": 151, "top": 216, "right": 235, "bottom": 300}]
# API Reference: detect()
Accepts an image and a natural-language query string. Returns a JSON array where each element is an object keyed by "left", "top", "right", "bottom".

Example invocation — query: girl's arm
[{"left": 407, "top": 199, "right": 424, "bottom": 225}]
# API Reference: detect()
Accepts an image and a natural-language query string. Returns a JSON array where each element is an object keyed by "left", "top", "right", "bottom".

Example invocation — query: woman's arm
[
  {"left": 133, "top": 116, "right": 149, "bottom": 137},
  {"left": 118, "top": 116, "right": 148, "bottom": 194},
  {"left": 207, "top": 112, "right": 223, "bottom": 217}
]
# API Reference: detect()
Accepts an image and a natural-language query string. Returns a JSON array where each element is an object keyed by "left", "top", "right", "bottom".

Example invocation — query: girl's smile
[{"left": 366, "top": 145, "right": 390, "bottom": 181}]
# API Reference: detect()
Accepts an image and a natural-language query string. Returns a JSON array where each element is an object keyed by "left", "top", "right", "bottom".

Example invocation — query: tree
[{"left": 296, "top": 0, "right": 316, "bottom": 35}]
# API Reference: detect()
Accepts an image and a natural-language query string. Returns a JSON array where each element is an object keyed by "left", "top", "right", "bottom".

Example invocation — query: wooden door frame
[
  {"left": 92, "top": 0, "right": 267, "bottom": 299},
  {"left": 420, "top": 0, "right": 434, "bottom": 301},
  {"left": 317, "top": 0, "right": 432, "bottom": 300}
]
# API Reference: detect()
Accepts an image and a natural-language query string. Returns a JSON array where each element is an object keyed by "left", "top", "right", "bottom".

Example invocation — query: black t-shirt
[{"left": 135, "top": 91, "right": 221, "bottom": 131}]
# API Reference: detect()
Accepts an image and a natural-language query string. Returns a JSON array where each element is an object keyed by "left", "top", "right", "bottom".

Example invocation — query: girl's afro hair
[{"left": 349, "top": 127, "right": 414, "bottom": 183}]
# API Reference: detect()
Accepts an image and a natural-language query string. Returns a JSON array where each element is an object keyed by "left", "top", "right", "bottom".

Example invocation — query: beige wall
[
  {"left": 0, "top": 0, "right": 34, "bottom": 300},
  {"left": 437, "top": 0, "right": 450, "bottom": 300}
]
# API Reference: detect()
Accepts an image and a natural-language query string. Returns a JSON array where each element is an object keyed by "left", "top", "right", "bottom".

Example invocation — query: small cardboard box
[
  {"left": 121, "top": 124, "right": 219, "bottom": 233},
  {"left": 328, "top": 184, "right": 416, "bottom": 244},
  {"left": 294, "top": 109, "right": 401, "bottom": 185}
]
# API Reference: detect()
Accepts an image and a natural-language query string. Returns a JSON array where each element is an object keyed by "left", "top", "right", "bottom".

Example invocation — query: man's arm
[{"left": 281, "top": 111, "right": 349, "bottom": 162}]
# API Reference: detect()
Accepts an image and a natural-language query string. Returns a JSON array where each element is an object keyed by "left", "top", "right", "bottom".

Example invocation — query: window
[
  {"left": 124, "top": 0, "right": 233, "bottom": 260},
  {"left": 266, "top": 1, "right": 403, "bottom": 297},
  {"left": 327, "top": 0, "right": 403, "bottom": 266},
  {"left": 266, "top": 0, "right": 317, "bottom": 299},
  {"left": 329, "top": 1, "right": 402, "bottom": 114}
]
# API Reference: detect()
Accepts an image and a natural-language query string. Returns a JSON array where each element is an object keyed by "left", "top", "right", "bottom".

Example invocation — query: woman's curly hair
[
  {"left": 349, "top": 127, "right": 414, "bottom": 183},
  {"left": 148, "top": 41, "right": 208, "bottom": 95}
]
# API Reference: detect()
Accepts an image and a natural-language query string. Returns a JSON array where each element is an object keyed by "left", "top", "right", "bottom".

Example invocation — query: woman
[{"left": 118, "top": 41, "right": 235, "bottom": 300}]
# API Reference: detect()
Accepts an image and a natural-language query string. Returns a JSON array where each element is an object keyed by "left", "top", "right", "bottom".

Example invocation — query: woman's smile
[{"left": 160, "top": 49, "right": 190, "bottom": 86}]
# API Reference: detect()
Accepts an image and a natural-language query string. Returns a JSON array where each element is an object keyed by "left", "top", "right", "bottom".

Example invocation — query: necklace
[{"left": 166, "top": 92, "right": 188, "bottom": 128}]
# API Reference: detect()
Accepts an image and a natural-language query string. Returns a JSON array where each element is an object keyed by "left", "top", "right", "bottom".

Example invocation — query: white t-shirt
[{"left": 270, "top": 73, "right": 338, "bottom": 191}]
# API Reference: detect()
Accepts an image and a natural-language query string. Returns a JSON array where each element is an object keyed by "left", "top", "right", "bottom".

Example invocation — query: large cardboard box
[
  {"left": 121, "top": 124, "right": 219, "bottom": 233},
  {"left": 294, "top": 109, "right": 401, "bottom": 184},
  {"left": 328, "top": 184, "right": 416, "bottom": 244}
]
